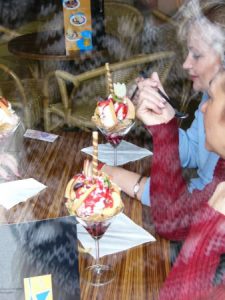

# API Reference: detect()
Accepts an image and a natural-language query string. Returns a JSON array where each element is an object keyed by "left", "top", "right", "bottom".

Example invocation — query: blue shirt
[{"left": 141, "top": 94, "right": 219, "bottom": 205}]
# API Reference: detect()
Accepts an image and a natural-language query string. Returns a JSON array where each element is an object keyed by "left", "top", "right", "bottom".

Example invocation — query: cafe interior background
[
  {"left": 0, "top": 0, "right": 207, "bottom": 299},
  {"left": 0, "top": 0, "right": 196, "bottom": 135}
]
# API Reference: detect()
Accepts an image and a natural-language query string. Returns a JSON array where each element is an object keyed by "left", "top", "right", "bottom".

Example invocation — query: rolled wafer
[
  {"left": 105, "top": 63, "right": 114, "bottom": 95},
  {"left": 92, "top": 131, "right": 98, "bottom": 177}
]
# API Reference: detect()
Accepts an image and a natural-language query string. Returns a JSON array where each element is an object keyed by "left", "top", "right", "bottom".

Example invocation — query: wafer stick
[
  {"left": 105, "top": 63, "right": 114, "bottom": 95},
  {"left": 92, "top": 131, "right": 98, "bottom": 177}
]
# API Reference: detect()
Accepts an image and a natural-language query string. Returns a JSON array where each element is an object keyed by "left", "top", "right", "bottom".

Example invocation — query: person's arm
[
  {"left": 159, "top": 202, "right": 225, "bottom": 300},
  {"left": 102, "top": 165, "right": 147, "bottom": 201},
  {"left": 148, "top": 118, "right": 222, "bottom": 240}
]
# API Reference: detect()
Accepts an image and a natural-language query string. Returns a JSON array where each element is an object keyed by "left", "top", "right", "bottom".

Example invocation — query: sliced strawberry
[
  {"left": 0, "top": 97, "right": 9, "bottom": 107},
  {"left": 114, "top": 102, "right": 128, "bottom": 120},
  {"left": 97, "top": 99, "right": 112, "bottom": 107}
]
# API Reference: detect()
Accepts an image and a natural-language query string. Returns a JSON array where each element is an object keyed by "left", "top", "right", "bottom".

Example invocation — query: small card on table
[
  {"left": 24, "top": 274, "right": 53, "bottom": 300},
  {"left": 24, "top": 129, "right": 58, "bottom": 142}
]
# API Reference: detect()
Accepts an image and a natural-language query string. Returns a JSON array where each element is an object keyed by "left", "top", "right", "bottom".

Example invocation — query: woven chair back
[
  {"left": 44, "top": 51, "right": 175, "bottom": 132},
  {"left": 104, "top": 2, "right": 144, "bottom": 59}
]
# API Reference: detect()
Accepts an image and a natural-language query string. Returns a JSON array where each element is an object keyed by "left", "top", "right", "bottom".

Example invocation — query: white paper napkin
[
  {"left": 77, "top": 212, "right": 155, "bottom": 258},
  {"left": 0, "top": 178, "right": 47, "bottom": 209},
  {"left": 81, "top": 140, "right": 152, "bottom": 166}
]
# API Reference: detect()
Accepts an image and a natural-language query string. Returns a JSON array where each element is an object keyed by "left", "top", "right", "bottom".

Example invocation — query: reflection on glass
[{"left": 0, "top": 217, "right": 80, "bottom": 299}]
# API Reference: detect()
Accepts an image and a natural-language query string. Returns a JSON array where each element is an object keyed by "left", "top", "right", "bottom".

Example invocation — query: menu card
[
  {"left": 62, "top": 0, "right": 93, "bottom": 54},
  {"left": 0, "top": 216, "right": 80, "bottom": 300}
]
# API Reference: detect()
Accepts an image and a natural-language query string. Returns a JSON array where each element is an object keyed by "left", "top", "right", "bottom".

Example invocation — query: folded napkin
[
  {"left": 81, "top": 140, "right": 152, "bottom": 166},
  {"left": 77, "top": 212, "right": 155, "bottom": 258},
  {"left": 0, "top": 178, "right": 47, "bottom": 209}
]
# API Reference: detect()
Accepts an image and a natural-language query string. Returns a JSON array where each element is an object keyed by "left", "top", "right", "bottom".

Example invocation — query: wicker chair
[
  {"left": 43, "top": 51, "right": 175, "bottom": 132},
  {"left": 0, "top": 64, "right": 43, "bottom": 128},
  {"left": 104, "top": 2, "right": 144, "bottom": 59}
]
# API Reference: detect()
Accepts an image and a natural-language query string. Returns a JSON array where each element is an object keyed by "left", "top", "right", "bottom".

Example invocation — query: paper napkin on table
[
  {"left": 0, "top": 178, "right": 47, "bottom": 209},
  {"left": 81, "top": 140, "right": 152, "bottom": 166},
  {"left": 77, "top": 212, "right": 155, "bottom": 258}
]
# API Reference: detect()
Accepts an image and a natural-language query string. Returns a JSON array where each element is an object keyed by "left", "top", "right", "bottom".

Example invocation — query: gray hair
[{"left": 177, "top": 0, "right": 225, "bottom": 62}]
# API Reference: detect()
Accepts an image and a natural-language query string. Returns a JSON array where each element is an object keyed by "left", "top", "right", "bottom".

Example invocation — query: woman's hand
[
  {"left": 208, "top": 182, "right": 225, "bottom": 215},
  {"left": 135, "top": 72, "right": 175, "bottom": 126}
]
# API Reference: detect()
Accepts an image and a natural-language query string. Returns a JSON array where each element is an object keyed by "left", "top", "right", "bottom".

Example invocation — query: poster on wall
[{"left": 62, "top": 0, "right": 93, "bottom": 54}]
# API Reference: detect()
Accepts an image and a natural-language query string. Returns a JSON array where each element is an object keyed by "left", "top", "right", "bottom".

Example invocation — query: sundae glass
[
  {"left": 92, "top": 76, "right": 135, "bottom": 166},
  {"left": 76, "top": 206, "right": 123, "bottom": 286},
  {"left": 65, "top": 136, "right": 124, "bottom": 286}
]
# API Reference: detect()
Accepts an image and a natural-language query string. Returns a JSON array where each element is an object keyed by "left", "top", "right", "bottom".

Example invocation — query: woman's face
[
  {"left": 183, "top": 25, "right": 222, "bottom": 92},
  {"left": 201, "top": 72, "right": 225, "bottom": 158}
]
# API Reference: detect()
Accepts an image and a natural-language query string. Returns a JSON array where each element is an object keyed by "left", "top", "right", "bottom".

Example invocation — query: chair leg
[{"left": 44, "top": 111, "right": 51, "bottom": 132}]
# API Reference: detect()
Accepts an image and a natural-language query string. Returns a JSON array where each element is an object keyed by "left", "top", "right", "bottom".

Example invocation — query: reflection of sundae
[
  {"left": 63, "top": 0, "right": 79, "bottom": 9},
  {"left": 70, "top": 13, "right": 87, "bottom": 26},
  {"left": 0, "top": 96, "right": 20, "bottom": 180},
  {"left": 92, "top": 82, "right": 135, "bottom": 132},
  {"left": 0, "top": 97, "right": 19, "bottom": 138},
  {"left": 65, "top": 160, "right": 124, "bottom": 222},
  {"left": 66, "top": 28, "right": 80, "bottom": 41}
]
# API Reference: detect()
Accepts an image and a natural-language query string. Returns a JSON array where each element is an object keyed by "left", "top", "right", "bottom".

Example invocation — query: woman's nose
[{"left": 183, "top": 54, "right": 192, "bottom": 70}]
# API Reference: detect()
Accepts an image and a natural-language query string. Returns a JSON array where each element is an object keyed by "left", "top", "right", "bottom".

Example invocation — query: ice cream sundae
[
  {"left": 92, "top": 82, "right": 135, "bottom": 133},
  {"left": 65, "top": 159, "right": 123, "bottom": 222},
  {"left": 0, "top": 96, "right": 19, "bottom": 138}
]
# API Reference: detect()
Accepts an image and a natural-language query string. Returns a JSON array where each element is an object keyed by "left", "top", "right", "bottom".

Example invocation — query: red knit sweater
[{"left": 148, "top": 118, "right": 225, "bottom": 300}]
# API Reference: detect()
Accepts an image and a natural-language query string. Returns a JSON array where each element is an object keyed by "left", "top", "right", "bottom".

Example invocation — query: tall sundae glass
[
  {"left": 92, "top": 63, "right": 135, "bottom": 166},
  {"left": 65, "top": 132, "right": 124, "bottom": 286}
]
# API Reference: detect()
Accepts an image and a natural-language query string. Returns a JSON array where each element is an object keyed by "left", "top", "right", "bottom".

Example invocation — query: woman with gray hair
[
  {"left": 133, "top": 1, "right": 225, "bottom": 298},
  {"left": 101, "top": 0, "right": 225, "bottom": 206}
]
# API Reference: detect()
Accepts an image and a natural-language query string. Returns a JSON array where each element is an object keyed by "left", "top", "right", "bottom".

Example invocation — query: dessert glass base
[
  {"left": 82, "top": 264, "right": 115, "bottom": 286},
  {"left": 76, "top": 207, "right": 123, "bottom": 286}
]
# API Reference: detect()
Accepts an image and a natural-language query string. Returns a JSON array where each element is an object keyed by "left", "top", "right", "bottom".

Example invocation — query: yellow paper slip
[{"left": 24, "top": 274, "right": 53, "bottom": 300}]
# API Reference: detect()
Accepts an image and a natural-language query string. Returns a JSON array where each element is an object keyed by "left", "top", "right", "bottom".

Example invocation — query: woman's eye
[{"left": 192, "top": 53, "right": 201, "bottom": 60}]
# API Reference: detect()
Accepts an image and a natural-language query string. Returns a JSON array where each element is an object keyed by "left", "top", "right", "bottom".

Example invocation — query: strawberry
[
  {"left": 97, "top": 98, "right": 112, "bottom": 107},
  {"left": 114, "top": 102, "right": 128, "bottom": 120},
  {"left": 0, "top": 97, "right": 9, "bottom": 107}
]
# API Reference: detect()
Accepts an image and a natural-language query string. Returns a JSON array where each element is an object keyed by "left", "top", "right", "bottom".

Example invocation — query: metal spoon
[{"left": 157, "top": 88, "right": 188, "bottom": 119}]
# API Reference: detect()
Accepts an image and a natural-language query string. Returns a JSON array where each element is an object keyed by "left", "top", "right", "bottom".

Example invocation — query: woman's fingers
[
  {"left": 150, "top": 72, "right": 166, "bottom": 92},
  {"left": 136, "top": 93, "right": 175, "bottom": 126},
  {"left": 136, "top": 98, "right": 163, "bottom": 125},
  {"left": 138, "top": 85, "right": 166, "bottom": 113}
]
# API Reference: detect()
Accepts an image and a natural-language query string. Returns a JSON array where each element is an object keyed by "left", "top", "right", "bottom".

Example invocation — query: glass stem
[
  {"left": 95, "top": 238, "right": 100, "bottom": 267},
  {"left": 114, "top": 146, "right": 117, "bottom": 166}
]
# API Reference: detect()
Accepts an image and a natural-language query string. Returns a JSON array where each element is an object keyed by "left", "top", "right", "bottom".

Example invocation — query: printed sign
[
  {"left": 62, "top": 0, "right": 93, "bottom": 54},
  {"left": 24, "top": 274, "right": 53, "bottom": 300},
  {"left": 24, "top": 129, "right": 58, "bottom": 142}
]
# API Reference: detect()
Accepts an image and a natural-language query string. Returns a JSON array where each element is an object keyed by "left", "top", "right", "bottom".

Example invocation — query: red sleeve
[
  {"left": 147, "top": 118, "right": 220, "bottom": 240},
  {"left": 159, "top": 203, "right": 225, "bottom": 300}
]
